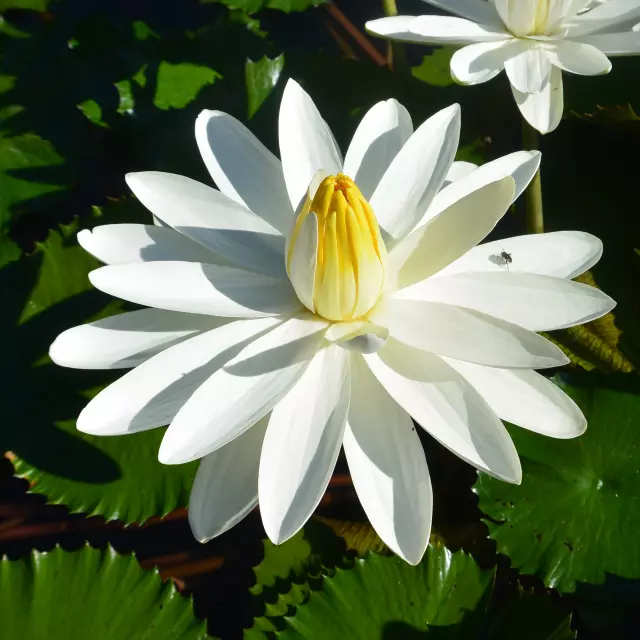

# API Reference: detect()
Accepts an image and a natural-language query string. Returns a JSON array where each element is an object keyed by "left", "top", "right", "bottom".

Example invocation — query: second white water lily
[
  {"left": 367, "top": 0, "right": 640, "bottom": 133},
  {"left": 50, "top": 79, "right": 614, "bottom": 564}
]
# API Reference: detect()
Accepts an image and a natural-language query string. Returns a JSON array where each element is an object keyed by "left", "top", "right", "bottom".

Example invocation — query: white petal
[
  {"left": 195, "top": 110, "right": 292, "bottom": 235},
  {"left": 343, "top": 99, "right": 413, "bottom": 200},
  {"left": 326, "top": 321, "right": 389, "bottom": 354},
  {"left": 371, "top": 104, "right": 461, "bottom": 244},
  {"left": 77, "top": 317, "right": 279, "bottom": 435},
  {"left": 443, "top": 360, "right": 586, "bottom": 438},
  {"left": 366, "top": 339, "right": 521, "bottom": 483},
  {"left": 286, "top": 212, "right": 317, "bottom": 313},
  {"left": 344, "top": 354, "right": 432, "bottom": 565},
  {"left": 188, "top": 415, "right": 269, "bottom": 542},
  {"left": 125, "top": 172, "right": 285, "bottom": 277},
  {"left": 422, "top": 0, "right": 505, "bottom": 26},
  {"left": 443, "top": 160, "right": 478, "bottom": 187},
  {"left": 422, "top": 151, "right": 541, "bottom": 227},
  {"left": 450, "top": 40, "right": 521, "bottom": 85},
  {"left": 568, "top": 0, "right": 640, "bottom": 36},
  {"left": 159, "top": 316, "right": 328, "bottom": 465},
  {"left": 409, "top": 15, "right": 511, "bottom": 43},
  {"left": 259, "top": 345, "right": 350, "bottom": 544},
  {"left": 436, "top": 231, "right": 603, "bottom": 279},
  {"left": 398, "top": 271, "right": 616, "bottom": 332},
  {"left": 505, "top": 45, "right": 553, "bottom": 93},
  {"left": 78, "top": 224, "right": 218, "bottom": 265},
  {"left": 371, "top": 298, "right": 569, "bottom": 369},
  {"left": 494, "top": 0, "right": 538, "bottom": 35},
  {"left": 389, "top": 177, "right": 515, "bottom": 289},
  {"left": 279, "top": 79, "right": 342, "bottom": 211},
  {"left": 89, "top": 262, "right": 301, "bottom": 318},
  {"left": 366, "top": 16, "right": 435, "bottom": 44},
  {"left": 543, "top": 40, "right": 612, "bottom": 75},
  {"left": 49, "top": 309, "right": 223, "bottom": 370},
  {"left": 512, "top": 65, "right": 564, "bottom": 134},
  {"left": 576, "top": 31, "right": 640, "bottom": 54}
]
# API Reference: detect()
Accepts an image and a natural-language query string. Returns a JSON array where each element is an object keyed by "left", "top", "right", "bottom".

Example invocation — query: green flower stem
[
  {"left": 521, "top": 119, "right": 544, "bottom": 234},
  {"left": 381, "top": 0, "right": 409, "bottom": 74}
]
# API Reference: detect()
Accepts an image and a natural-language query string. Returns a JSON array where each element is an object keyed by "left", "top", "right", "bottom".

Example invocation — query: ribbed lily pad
[
  {"left": 3, "top": 221, "right": 197, "bottom": 524},
  {"left": 475, "top": 375, "right": 640, "bottom": 593},
  {"left": 278, "top": 545, "right": 495, "bottom": 638},
  {"left": 0, "top": 545, "right": 207, "bottom": 639}
]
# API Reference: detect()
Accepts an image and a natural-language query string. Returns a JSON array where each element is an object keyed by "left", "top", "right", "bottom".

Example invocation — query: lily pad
[
  {"left": 4, "top": 221, "right": 197, "bottom": 524},
  {"left": 0, "top": 545, "right": 207, "bottom": 639},
  {"left": 475, "top": 375, "right": 640, "bottom": 593},
  {"left": 278, "top": 545, "right": 495, "bottom": 638},
  {"left": 246, "top": 54, "right": 284, "bottom": 118}
]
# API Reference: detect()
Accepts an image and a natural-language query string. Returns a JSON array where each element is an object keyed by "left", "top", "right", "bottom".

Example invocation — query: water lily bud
[{"left": 287, "top": 173, "right": 387, "bottom": 322}]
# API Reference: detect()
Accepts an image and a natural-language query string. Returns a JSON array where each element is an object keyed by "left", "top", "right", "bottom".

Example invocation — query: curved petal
[
  {"left": 78, "top": 224, "right": 218, "bottom": 265},
  {"left": 450, "top": 40, "right": 522, "bottom": 85},
  {"left": 344, "top": 354, "right": 432, "bottom": 565},
  {"left": 76, "top": 317, "right": 279, "bottom": 435},
  {"left": 435, "top": 231, "right": 603, "bottom": 279},
  {"left": 89, "top": 262, "right": 301, "bottom": 318},
  {"left": 188, "top": 415, "right": 268, "bottom": 543},
  {"left": 543, "top": 40, "right": 612, "bottom": 75},
  {"left": 421, "top": 150, "right": 540, "bottom": 227},
  {"left": 49, "top": 309, "right": 224, "bottom": 370},
  {"left": 286, "top": 212, "right": 317, "bottom": 313},
  {"left": 371, "top": 298, "right": 569, "bottom": 369},
  {"left": 279, "top": 79, "right": 342, "bottom": 210},
  {"left": 371, "top": 104, "right": 461, "bottom": 244},
  {"left": 505, "top": 46, "right": 553, "bottom": 93},
  {"left": 389, "top": 177, "right": 515, "bottom": 289},
  {"left": 409, "top": 15, "right": 511, "bottom": 43},
  {"left": 443, "top": 359, "right": 586, "bottom": 438},
  {"left": 567, "top": 0, "right": 640, "bottom": 37},
  {"left": 398, "top": 272, "right": 615, "bottom": 332},
  {"left": 343, "top": 99, "right": 413, "bottom": 200},
  {"left": 443, "top": 160, "right": 478, "bottom": 187},
  {"left": 576, "top": 31, "right": 640, "bottom": 55},
  {"left": 493, "top": 0, "right": 538, "bottom": 35},
  {"left": 366, "top": 339, "right": 521, "bottom": 483},
  {"left": 512, "top": 65, "right": 564, "bottom": 134},
  {"left": 159, "top": 316, "right": 328, "bottom": 465},
  {"left": 259, "top": 345, "right": 350, "bottom": 544},
  {"left": 366, "top": 16, "right": 440, "bottom": 44},
  {"left": 125, "top": 172, "right": 285, "bottom": 277},
  {"left": 195, "top": 110, "right": 292, "bottom": 235}
]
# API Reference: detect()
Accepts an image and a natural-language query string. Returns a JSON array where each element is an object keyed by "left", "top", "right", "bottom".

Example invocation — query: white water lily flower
[
  {"left": 366, "top": 0, "right": 640, "bottom": 134},
  {"left": 50, "top": 79, "right": 614, "bottom": 565}
]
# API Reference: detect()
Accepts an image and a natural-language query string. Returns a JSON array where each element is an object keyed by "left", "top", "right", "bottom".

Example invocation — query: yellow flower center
[{"left": 287, "top": 173, "right": 387, "bottom": 322}]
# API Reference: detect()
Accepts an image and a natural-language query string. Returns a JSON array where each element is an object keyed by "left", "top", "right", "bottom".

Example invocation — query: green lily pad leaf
[
  {"left": 154, "top": 62, "right": 222, "bottom": 111},
  {"left": 0, "top": 545, "right": 207, "bottom": 639},
  {"left": 3, "top": 219, "right": 197, "bottom": 524},
  {"left": 475, "top": 375, "right": 640, "bottom": 593},
  {"left": 411, "top": 47, "right": 456, "bottom": 87},
  {"left": 278, "top": 545, "right": 495, "bottom": 638},
  {"left": 0, "top": 0, "right": 48, "bottom": 10},
  {"left": 205, "top": 0, "right": 325, "bottom": 14},
  {"left": 246, "top": 520, "right": 352, "bottom": 637},
  {"left": 0, "top": 132, "right": 68, "bottom": 267},
  {"left": 246, "top": 54, "right": 284, "bottom": 118}
]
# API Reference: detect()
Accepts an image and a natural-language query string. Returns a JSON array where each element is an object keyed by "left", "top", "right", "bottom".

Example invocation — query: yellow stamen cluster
[{"left": 288, "top": 174, "right": 387, "bottom": 322}]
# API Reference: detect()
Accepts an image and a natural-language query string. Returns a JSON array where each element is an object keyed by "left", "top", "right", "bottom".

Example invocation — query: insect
[{"left": 488, "top": 250, "right": 514, "bottom": 271}]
